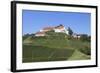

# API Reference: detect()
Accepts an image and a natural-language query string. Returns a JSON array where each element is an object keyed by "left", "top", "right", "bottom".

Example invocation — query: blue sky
[{"left": 22, "top": 10, "right": 91, "bottom": 35}]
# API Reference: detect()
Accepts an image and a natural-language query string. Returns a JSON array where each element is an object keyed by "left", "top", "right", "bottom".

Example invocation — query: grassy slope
[
  {"left": 68, "top": 50, "right": 90, "bottom": 60},
  {"left": 23, "top": 36, "right": 33, "bottom": 44},
  {"left": 23, "top": 32, "right": 91, "bottom": 63},
  {"left": 23, "top": 45, "right": 75, "bottom": 62}
]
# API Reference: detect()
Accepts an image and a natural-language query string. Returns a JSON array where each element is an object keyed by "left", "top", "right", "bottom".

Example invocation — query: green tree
[
  {"left": 80, "top": 34, "right": 90, "bottom": 42},
  {"left": 68, "top": 27, "right": 73, "bottom": 36}
]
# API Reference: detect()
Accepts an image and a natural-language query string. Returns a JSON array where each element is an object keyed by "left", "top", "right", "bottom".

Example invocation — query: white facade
[
  {"left": 64, "top": 27, "right": 69, "bottom": 35},
  {"left": 54, "top": 29, "right": 64, "bottom": 33},
  {"left": 35, "top": 34, "right": 45, "bottom": 37},
  {"left": 54, "top": 27, "right": 69, "bottom": 35},
  {"left": 73, "top": 34, "right": 81, "bottom": 39},
  {"left": 40, "top": 29, "right": 43, "bottom": 32}
]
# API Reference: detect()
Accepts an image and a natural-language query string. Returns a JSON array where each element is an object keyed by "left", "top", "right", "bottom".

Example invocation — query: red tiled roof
[
  {"left": 55, "top": 24, "right": 64, "bottom": 29},
  {"left": 35, "top": 32, "right": 45, "bottom": 34},
  {"left": 43, "top": 27, "right": 54, "bottom": 30},
  {"left": 55, "top": 26, "right": 64, "bottom": 29}
]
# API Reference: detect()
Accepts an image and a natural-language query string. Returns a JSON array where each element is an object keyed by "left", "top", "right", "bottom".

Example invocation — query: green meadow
[{"left": 22, "top": 32, "right": 91, "bottom": 63}]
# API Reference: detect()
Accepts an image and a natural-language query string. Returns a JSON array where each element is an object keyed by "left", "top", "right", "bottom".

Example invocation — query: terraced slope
[{"left": 22, "top": 32, "right": 91, "bottom": 63}]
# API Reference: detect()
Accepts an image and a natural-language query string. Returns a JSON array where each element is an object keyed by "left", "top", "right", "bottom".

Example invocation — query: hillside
[{"left": 22, "top": 31, "right": 91, "bottom": 63}]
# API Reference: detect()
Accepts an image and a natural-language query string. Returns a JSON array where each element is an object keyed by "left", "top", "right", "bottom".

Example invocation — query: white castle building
[{"left": 35, "top": 24, "right": 69, "bottom": 36}]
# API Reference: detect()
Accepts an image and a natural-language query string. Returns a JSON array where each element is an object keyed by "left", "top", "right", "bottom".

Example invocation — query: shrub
[
  {"left": 80, "top": 34, "right": 90, "bottom": 42},
  {"left": 78, "top": 45, "right": 91, "bottom": 55}
]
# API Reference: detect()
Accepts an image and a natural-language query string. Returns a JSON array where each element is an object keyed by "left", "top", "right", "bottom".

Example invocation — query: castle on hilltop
[{"left": 35, "top": 24, "right": 69, "bottom": 37}]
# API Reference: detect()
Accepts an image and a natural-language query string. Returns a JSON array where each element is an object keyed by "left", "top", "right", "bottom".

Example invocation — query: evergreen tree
[{"left": 68, "top": 27, "right": 73, "bottom": 36}]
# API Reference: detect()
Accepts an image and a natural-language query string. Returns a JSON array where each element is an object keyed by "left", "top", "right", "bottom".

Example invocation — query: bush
[
  {"left": 78, "top": 45, "right": 91, "bottom": 55},
  {"left": 67, "top": 35, "right": 73, "bottom": 40},
  {"left": 80, "top": 34, "right": 90, "bottom": 42}
]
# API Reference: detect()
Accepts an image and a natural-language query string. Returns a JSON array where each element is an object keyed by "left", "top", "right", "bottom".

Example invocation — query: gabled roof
[
  {"left": 42, "top": 27, "right": 54, "bottom": 30},
  {"left": 35, "top": 32, "right": 45, "bottom": 34},
  {"left": 55, "top": 24, "right": 64, "bottom": 29}
]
